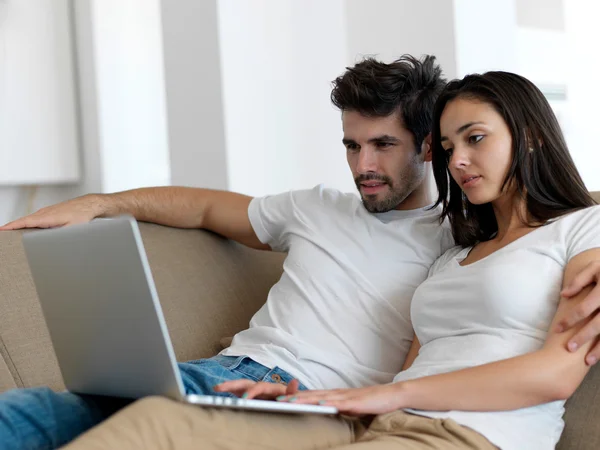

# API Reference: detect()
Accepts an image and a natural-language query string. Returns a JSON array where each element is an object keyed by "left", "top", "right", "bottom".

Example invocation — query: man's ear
[{"left": 421, "top": 133, "right": 433, "bottom": 162}]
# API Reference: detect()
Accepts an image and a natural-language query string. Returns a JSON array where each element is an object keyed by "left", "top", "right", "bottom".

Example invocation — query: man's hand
[
  {"left": 556, "top": 260, "right": 600, "bottom": 365},
  {"left": 0, "top": 194, "right": 112, "bottom": 231},
  {"left": 277, "top": 384, "right": 405, "bottom": 417},
  {"left": 213, "top": 379, "right": 300, "bottom": 400}
]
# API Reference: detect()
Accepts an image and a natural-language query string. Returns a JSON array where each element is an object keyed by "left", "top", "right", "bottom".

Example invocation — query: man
[{"left": 1, "top": 55, "right": 599, "bottom": 449}]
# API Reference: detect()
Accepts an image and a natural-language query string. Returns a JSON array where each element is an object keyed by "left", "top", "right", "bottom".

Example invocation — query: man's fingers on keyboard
[
  {"left": 245, "top": 382, "right": 287, "bottom": 400},
  {"left": 213, "top": 379, "right": 256, "bottom": 393},
  {"left": 286, "top": 379, "right": 300, "bottom": 396}
]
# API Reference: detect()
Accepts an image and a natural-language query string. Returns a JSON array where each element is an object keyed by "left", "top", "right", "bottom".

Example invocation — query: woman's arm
[
  {"left": 288, "top": 248, "right": 600, "bottom": 415},
  {"left": 395, "top": 248, "right": 599, "bottom": 411}
]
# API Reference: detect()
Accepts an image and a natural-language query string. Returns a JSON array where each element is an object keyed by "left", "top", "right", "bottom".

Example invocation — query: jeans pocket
[
  {"left": 212, "top": 355, "right": 247, "bottom": 370},
  {"left": 229, "top": 357, "right": 273, "bottom": 382}
]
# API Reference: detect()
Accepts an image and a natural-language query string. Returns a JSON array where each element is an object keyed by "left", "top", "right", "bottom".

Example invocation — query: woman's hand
[
  {"left": 280, "top": 383, "right": 406, "bottom": 416},
  {"left": 214, "top": 378, "right": 300, "bottom": 400},
  {"left": 215, "top": 379, "right": 406, "bottom": 416}
]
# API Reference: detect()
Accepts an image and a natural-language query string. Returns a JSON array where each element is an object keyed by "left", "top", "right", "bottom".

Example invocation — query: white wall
[
  {"left": 30, "top": 0, "right": 106, "bottom": 214},
  {"left": 516, "top": 0, "right": 564, "bottom": 30},
  {"left": 345, "top": 0, "right": 458, "bottom": 78},
  {"left": 218, "top": 0, "right": 351, "bottom": 196},
  {"left": 0, "top": 0, "right": 79, "bottom": 185},
  {"left": 0, "top": 0, "right": 95, "bottom": 225},
  {"left": 515, "top": 28, "right": 567, "bottom": 87},
  {"left": 2, "top": 0, "right": 597, "bottom": 225},
  {"left": 564, "top": 0, "right": 600, "bottom": 191},
  {"left": 453, "top": 0, "right": 518, "bottom": 76},
  {"left": 0, "top": 0, "right": 171, "bottom": 224},
  {"left": 91, "top": 0, "right": 171, "bottom": 193},
  {"left": 515, "top": 0, "right": 566, "bottom": 83},
  {"left": 512, "top": 0, "right": 600, "bottom": 191},
  {"left": 160, "top": 0, "right": 229, "bottom": 189}
]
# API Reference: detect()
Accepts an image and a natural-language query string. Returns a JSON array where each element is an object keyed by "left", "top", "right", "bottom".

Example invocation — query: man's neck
[
  {"left": 394, "top": 172, "right": 435, "bottom": 211},
  {"left": 394, "top": 187, "right": 433, "bottom": 211}
]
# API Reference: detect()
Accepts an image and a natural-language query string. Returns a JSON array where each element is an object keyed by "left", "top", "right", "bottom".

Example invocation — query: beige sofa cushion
[
  {"left": 560, "top": 364, "right": 600, "bottom": 449},
  {"left": 0, "top": 228, "right": 64, "bottom": 391},
  {"left": 0, "top": 348, "right": 18, "bottom": 392}
]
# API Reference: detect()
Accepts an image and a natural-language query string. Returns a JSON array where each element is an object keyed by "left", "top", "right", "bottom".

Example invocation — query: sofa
[{"left": 1, "top": 205, "right": 599, "bottom": 450}]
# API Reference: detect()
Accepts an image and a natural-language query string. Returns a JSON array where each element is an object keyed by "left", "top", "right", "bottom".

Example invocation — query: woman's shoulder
[
  {"left": 550, "top": 205, "right": 600, "bottom": 226},
  {"left": 548, "top": 205, "right": 600, "bottom": 260}
]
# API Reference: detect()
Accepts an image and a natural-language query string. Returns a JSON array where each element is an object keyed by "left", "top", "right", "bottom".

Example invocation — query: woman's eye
[
  {"left": 443, "top": 147, "right": 453, "bottom": 155},
  {"left": 468, "top": 135, "right": 484, "bottom": 144}
]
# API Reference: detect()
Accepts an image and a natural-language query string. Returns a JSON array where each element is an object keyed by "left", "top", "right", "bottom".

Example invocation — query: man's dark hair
[
  {"left": 331, "top": 54, "right": 446, "bottom": 152},
  {"left": 431, "top": 71, "right": 596, "bottom": 247}
]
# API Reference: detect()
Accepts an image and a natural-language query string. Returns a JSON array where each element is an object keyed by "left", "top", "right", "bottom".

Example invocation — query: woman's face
[{"left": 439, "top": 97, "right": 514, "bottom": 205}]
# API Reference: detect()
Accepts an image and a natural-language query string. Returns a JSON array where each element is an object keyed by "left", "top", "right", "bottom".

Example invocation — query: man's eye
[
  {"left": 345, "top": 143, "right": 359, "bottom": 151},
  {"left": 468, "top": 135, "right": 484, "bottom": 144},
  {"left": 376, "top": 142, "right": 393, "bottom": 148}
]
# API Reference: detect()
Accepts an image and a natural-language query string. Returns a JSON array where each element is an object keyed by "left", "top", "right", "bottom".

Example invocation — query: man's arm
[
  {"left": 557, "top": 260, "right": 600, "bottom": 364},
  {"left": 0, "top": 187, "right": 269, "bottom": 250}
]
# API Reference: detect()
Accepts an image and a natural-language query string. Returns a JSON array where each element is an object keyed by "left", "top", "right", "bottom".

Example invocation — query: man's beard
[{"left": 355, "top": 164, "right": 424, "bottom": 213}]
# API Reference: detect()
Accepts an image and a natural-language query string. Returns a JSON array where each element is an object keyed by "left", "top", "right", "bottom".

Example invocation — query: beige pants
[{"left": 62, "top": 396, "right": 497, "bottom": 450}]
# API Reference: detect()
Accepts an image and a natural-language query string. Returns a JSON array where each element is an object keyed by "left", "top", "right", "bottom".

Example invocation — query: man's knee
[
  {"left": 0, "top": 386, "right": 67, "bottom": 417},
  {"left": 0, "top": 387, "right": 104, "bottom": 450},
  {"left": 63, "top": 396, "right": 208, "bottom": 450},
  {"left": 107, "top": 396, "right": 202, "bottom": 426},
  {"left": 1, "top": 386, "right": 53, "bottom": 402}
]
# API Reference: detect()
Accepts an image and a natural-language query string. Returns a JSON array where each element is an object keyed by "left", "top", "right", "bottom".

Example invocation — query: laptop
[{"left": 21, "top": 216, "right": 337, "bottom": 415}]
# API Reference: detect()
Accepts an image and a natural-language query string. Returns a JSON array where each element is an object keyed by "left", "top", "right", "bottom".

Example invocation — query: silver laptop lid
[{"left": 22, "top": 216, "right": 185, "bottom": 400}]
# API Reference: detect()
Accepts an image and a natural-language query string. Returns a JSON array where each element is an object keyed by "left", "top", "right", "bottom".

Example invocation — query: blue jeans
[{"left": 0, "top": 355, "right": 306, "bottom": 450}]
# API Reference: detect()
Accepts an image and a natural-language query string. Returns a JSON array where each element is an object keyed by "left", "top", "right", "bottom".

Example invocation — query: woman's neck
[{"left": 491, "top": 195, "right": 530, "bottom": 241}]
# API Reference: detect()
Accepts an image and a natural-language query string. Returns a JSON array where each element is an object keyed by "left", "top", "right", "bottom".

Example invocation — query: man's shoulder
[
  {"left": 288, "top": 184, "right": 360, "bottom": 210},
  {"left": 310, "top": 183, "right": 357, "bottom": 200}
]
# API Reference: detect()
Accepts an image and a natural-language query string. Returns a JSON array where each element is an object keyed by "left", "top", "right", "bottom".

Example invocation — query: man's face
[{"left": 343, "top": 111, "right": 429, "bottom": 213}]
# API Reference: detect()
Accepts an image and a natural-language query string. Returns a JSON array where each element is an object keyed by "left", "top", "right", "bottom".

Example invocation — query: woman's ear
[{"left": 421, "top": 133, "right": 433, "bottom": 162}]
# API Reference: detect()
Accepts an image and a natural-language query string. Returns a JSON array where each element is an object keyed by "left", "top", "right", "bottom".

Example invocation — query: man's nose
[{"left": 356, "top": 148, "right": 378, "bottom": 174}]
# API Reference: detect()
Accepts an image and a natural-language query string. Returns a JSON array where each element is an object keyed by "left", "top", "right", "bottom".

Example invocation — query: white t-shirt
[
  {"left": 394, "top": 205, "right": 600, "bottom": 450},
  {"left": 221, "top": 185, "right": 454, "bottom": 389}
]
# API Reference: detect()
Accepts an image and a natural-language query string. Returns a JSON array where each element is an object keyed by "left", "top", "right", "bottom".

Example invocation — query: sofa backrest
[{"left": 0, "top": 223, "right": 285, "bottom": 392}]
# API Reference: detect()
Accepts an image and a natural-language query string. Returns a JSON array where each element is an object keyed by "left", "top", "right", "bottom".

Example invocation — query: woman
[{"left": 65, "top": 72, "right": 600, "bottom": 450}]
